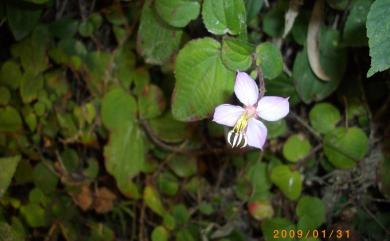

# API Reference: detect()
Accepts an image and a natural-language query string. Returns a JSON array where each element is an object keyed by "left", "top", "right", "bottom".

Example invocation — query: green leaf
[
  {"left": 101, "top": 88, "right": 137, "bottom": 130},
  {"left": 323, "top": 127, "right": 368, "bottom": 169},
  {"left": 20, "top": 73, "right": 44, "bottom": 104},
  {"left": 167, "top": 155, "right": 197, "bottom": 178},
  {"left": 49, "top": 18, "right": 79, "bottom": 39},
  {"left": 366, "top": 0, "right": 390, "bottom": 77},
  {"left": 0, "top": 156, "right": 21, "bottom": 197},
  {"left": 0, "top": 86, "right": 11, "bottom": 106},
  {"left": 342, "top": 0, "right": 373, "bottom": 47},
  {"left": 0, "top": 60, "right": 22, "bottom": 90},
  {"left": 246, "top": 160, "right": 271, "bottom": 200},
  {"left": 33, "top": 163, "right": 58, "bottom": 193},
  {"left": 102, "top": 88, "right": 144, "bottom": 196},
  {"left": 265, "top": 73, "right": 300, "bottom": 106},
  {"left": 149, "top": 112, "right": 190, "bottom": 143},
  {"left": 144, "top": 186, "right": 165, "bottom": 216},
  {"left": 158, "top": 172, "right": 179, "bottom": 196},
  {"left": 0, "top": 222, "right": 24, "bottom": 241},
  {"left": 262, "top": 1, "right": 287, "bottom": 37},
  {"left": 138, "top": 84, "right": 166, "bottom": 119},
  {"left": 245, "top": 0, "right": 263, "bottom": 22},
  {"left": 137, "top": 0, "right": 183, "bottom": 65},
  {"left": 152, "top": 226, "right": 169, "bottom": 241},
  {"left": 155, "top": 0, "right": 200, "bottom": 28},
  {"left": 293, "top": 28, "right": 346, "bottom": 103},
  {"left": 6, "top": 4, "right": 41, "bottom": 40},
  {"left": 261, "top": 218, "right": 295, "bottom": 241},
  {"left": 296, "top": 196, "right": 325, "bottom": 230},
  {"left": 265, "top": 120, "right": 288, "bottom": 139},
  {"left": 309, "top": 102, "right": 341, "bottom": 134},
  {"left": 172, "top": 38, "right": 234, "bottom": 121},
  {"left": 221, "top": 37, "right": 254, "bottom": 71},
  {"left": 0, "top": 106, "right": 23, "bottom": 132},
  {"left": 20, "top": 203, "right": 47, "bottom": 228},
  {"left": 270, "top": 165, "right": 302, "bottom": 200},
  {"left": 11, "top": 26, "right": 49, "bottom": 75},
  {"left": 202, "top": 0, "right": 247, "bottom": 35},
  {"left": 172, "top": 204, "right": 190, "bottom": 224},
  {"left": 283, "top": 134, "right": 312, "bottom": 163},
  {"left": 255, "top": 42, "right": 283, "bottom": 79}
]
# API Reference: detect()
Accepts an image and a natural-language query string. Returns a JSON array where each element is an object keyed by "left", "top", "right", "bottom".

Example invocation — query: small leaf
[
  {"left": 324, "top": 127, "right": 368, "bottom": 169},
  {"left": 202, "top": 0, "right": 247, "bottom": 35},
  {"left": 152, "top": 226, "right": 169, "bottom": 241},
  {"left": 366, "top": 0, "right": 390, "bottom": 77},
  {"left": 262, "top": 1, "right": 288, "bottom": 37},
  {"left": 283, "top": 134, "right": 311, "bottom": 162},
  {"left": 270, "top": 165, "right": 302, "bottom": 200},
  {"left": 265, "top": 120, "right": 288, "bottom": 139},
  {"left": 20, "top": 73, "right": 44, "bottom": 104},
  {"left": 246, "top": 160, "right": 271, "bottom": 200},
  {"left": 221, "top": 37, "right": 254, "bottom": 71},
  {"left": 0, "top": 156, "right": 21, "bottom": 197},
  {"left": 172, "top": 38, "right": 234, "bottom": 121},
  {"left": 33, "top": 163, "right": 58, "bottom": 193},
  {"left": 20, "top": 203, "right": 47, "bottom": 228},
  {"left": 6, "top": 4, "right": 41, "bottom": 40},
  {"left": 149, "top": 112, "right": 191, "bottom": 143},
  {"left": 158, "top": 172, "right": 179, "bottom": 196},
  {"left": 138, "top": 84, "right": 166, "bottom": 119},
  {"left": 342, "top": 0, "right": 373, "bottom": 46},
  {"left": 144, "top": 186, "right": 165, "bottom": 216},
  {"left": 155, "top": 0, "right": 200, "bottom": 28},
  {"left": 168, "top": 155, "right": 197, "bottom": 178},
  {"left": 0, "top": 222, "right": 24, "bottom": 241},
  {"left": 0, "top": 106, "right": 23, "bottom": 132},
  {"left": 245, "top": 0, "right": 264, "bottom": 22},
  {"left": 296, "top": 196, "right": 326, "bottom": 230},
  {"left": 0, "top": 60, "right": 22, "bottom": 90},
  {"left": 309, "top": 102, "right": 341, "bottom": 134},
  {"left": 255, "top": 42, "right": 284, "bottom": 79},
  {"left": 137, "top": 0, "right": 183, "bottom": 65}
]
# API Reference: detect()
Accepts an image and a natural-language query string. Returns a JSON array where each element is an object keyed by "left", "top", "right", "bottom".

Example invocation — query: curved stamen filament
[{"left": 227, "top": 114, "right": 249, "bottom": 148}]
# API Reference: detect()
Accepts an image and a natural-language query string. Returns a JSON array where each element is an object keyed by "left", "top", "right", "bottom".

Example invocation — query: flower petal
[
  {"left": 246, "top": 119, "right": 267, "bottom": 149},
  {"left": 213, "top": 104, "right": 244, "bottom": 127},
  {"left": 257, "top": 96, "right": 289, "bottom": 121},
  {"left": 234, "top": 71, "right": 259, "bottom": 106}
]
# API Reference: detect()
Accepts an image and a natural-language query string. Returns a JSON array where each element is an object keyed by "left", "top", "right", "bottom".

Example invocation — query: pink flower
[{"left": 213, "top": 71, "right": 289, "bottom": 149}]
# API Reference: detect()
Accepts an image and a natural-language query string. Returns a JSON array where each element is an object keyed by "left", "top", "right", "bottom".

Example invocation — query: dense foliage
[{"left": 0, "top": 0, "right": 389, "bottom": 240}]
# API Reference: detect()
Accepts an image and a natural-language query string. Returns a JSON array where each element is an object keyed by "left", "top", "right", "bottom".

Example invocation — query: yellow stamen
[{"left": 233, "top": 114, "right": 248, "bottom": 133}]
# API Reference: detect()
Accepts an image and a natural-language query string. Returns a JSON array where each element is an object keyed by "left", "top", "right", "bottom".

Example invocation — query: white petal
[
  {"left": 212, "top": 104, "right": 244, "bottom": 127},
  {"left": 246, "top": 119, "right": 267, "bottom": 149},
  {"left": 234, "top": 71, "right": 259, "bottom": 106},
  {"left": 257, "top": 96, "right": 290, "bottom": 121}
]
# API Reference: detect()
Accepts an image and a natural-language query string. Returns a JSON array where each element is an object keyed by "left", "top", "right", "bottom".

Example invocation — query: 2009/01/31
[{"left": 273, "top": 229, "right": 351, "bottom": 239}]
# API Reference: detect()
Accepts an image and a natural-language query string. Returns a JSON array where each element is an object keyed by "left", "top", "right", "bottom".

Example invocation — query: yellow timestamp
[{"left": 273, "top": 229, "right": 351, "bottom": 239}]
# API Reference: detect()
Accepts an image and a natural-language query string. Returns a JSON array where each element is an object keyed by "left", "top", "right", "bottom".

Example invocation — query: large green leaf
[
  {"left": 245, "top": 0, "right": 263, "bottom": 22},
  {"left": 172, "top": 38, "right": 235, "bottom": 121},
  {"left": 6, "top": 4, "right": 41, "bottom": 40},
  {"left": 137, "top": 0, "right": 182, "bottom": 65},
  {"left": 323, "top": 127, "right": 368, "bottom": 169},
  {"left": 342, "top": 0, "right": 373, "bottom": 47},
  {"left": 221, "top": 37, "right": 254, "bottom": 71},
  {"left": 102, "top": 88, "right": 144, "bottom": 197},
  {"left": 155, "top": 0, "right": 200, "bottom": 28},
  {"left": 0, "top": 106, "right": 23, "bottom": 132},
  {"left": 202, "top": 0, "right": 247, "bottom": 35},
  {"left": 296, "top": 196, "right": 325, "bottom": 231},
  {"left": 20, "top": 73, "right": 44, "bottom": 104},
  {"left": 270, "top": 165, "right": 302, "bottom": 200},
  {"left": 0, "top": 156, "right": 21, "bottom": 197},
  {"left": 366, "top": 0, "right": 390, "bottom": 77},
  {"left": 0, "top": 60, "right": 22, "bottom": 90},
  {"left": 255, "top": 42, "right": 283, "bottom": 79},
  {"left": 293, "top": 28, "right": 346, "bottom": 103}
]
